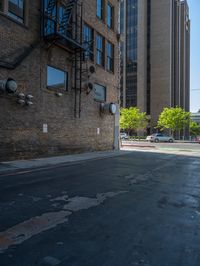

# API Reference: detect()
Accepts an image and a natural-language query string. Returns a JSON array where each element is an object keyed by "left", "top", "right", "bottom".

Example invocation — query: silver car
[
  {"left": 120, "top": 133, "right": 128, "bottom": 140},
  {"left": 146, "top": 133, "right": 174, "bottom": 143}
]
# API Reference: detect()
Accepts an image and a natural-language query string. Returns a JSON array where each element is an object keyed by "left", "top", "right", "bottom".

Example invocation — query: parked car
[
  {"left": 120, "top": 133, "right": 128, "bottom": 140},
  {"left": 146, "top": 133, "right": 174, "bottom": 143},
  {"left": 197, "top": 136, "right": 200, "bottom": 144}
]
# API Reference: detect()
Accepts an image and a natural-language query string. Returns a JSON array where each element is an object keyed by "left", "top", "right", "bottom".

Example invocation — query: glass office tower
[
  {"left": 120, "top": 0, "right": 190, "bottom": 139},
  {"left": 120, "top": 0, "right": 138, "bottom": 108}
]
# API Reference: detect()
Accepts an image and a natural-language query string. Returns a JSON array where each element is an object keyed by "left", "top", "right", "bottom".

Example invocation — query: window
[
  {"left": 83, "top": 24, "right": 94, "bottom": 61},
  {"left": 47, "top": 66, "right": 68, "bottom": 91},
  {"left": 96, "top": 34, "right": 104, "bottom": 66},
  {"left": 107, "top": 2, "right": 114, "bottom": 29},
  {"left": 96, "top": 0, "right": 103, "bottom": 20},
  {"left": 94, "top": 83, "right": 106, "bottom": 102},
  {"left": 58, "top": 5, "right": 66, "bottom": 35},
  {"left": 106, "top": 41, "right": 114, "bottom": 72},
  {"left": 58, "top": 4, "right": 72, "bottom": 37},
  {"left": 8, "top": 0, "right": 25, "bottom": 23},
  {"left": 0, "top": 0, "right": 3, "bottom": 11}
]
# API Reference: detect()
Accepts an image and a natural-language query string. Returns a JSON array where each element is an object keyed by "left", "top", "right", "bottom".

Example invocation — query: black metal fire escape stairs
[{"left": 42, "top": 0, "right": 87, "bottom": 118}]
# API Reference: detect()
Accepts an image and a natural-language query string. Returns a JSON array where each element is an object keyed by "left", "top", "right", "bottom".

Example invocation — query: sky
[{"left": 187, "top": 0, "right": 200, "bottom": 112}]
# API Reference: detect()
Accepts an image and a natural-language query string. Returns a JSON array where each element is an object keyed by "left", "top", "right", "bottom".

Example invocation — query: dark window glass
[
  {"left": 0, "top": 0, "right": 3, "bottom": 11},
  {"left": 8, "top": 0, "right": 24, "bottom": 23},
  {"left": 106, "top": 41, "right": 114, "bottom": 72},
  {"left": 96, "top": 34, "right": 104, "bottom": 66},
  {"left": 146, "top": 0, "right": 151, "bottom": 115},
  {"left": 83, "top": 24, "right": 94, "bottom": 61},
  {"left": 120, "top": 0, "right": 138, "bottom": 108},
  {"left": 96, "top": 0, "right": 103, "bottom": 19},
  {"left": 47, "top": 66, "right": 68, "bottom": 90},
  {"left": 107, "top": 2, "right": 113, "bottom": 29},
  {"left": 94, "top": 84, "right": 106, "bottom": 102}
]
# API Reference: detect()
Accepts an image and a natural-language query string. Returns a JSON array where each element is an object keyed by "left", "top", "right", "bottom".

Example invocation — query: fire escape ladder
[
  {"left": 72, "top": 1, "right": 83, "bottom": 118},
  {"left": 74, "top": 48, "right": 83, "bottom": 118},
  {"left": 58, "top": 2, "right": 74, "bottom": 36},
  {"left": 46, "top": 0, "right": 56, "bottom": 16},
  {"left": 43, "top": 0, "right": 85, "bottom": 118}
]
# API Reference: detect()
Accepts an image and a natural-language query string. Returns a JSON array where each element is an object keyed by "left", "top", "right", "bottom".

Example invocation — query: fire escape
[{"left": 42, "top": 0, "right": 87, "bottom": 118}]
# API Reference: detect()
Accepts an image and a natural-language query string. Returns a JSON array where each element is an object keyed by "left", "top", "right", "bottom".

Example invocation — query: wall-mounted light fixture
[
  {"left": 17, "top": 92, "right": 33, "bottom": 106},
  {"left": 0, "top": 78, "right": 17, "bottom": 94},
  {"left": 55, "top": 92, "right": 63, "bottom": 97},
  {"left": 100, "top": 103, "right": 117, "bottom": 115}
]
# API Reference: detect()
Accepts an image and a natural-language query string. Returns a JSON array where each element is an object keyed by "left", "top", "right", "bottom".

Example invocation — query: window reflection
[
  {"left": 96, "top": 0, "right": 103, "bottom": 19},
  {"left": 107, "top": 2, "right": 113, "bottom": 29},
  {"left": 106, "top": 41, "right": 114, "bottom": 72},
  {"left": 94, "top": 83, "right": 106, "bottom": 102},
  {"left": 47, "top": 66, "right": 68, "bottom": 90},
  {"left": 8, "top": 0, "right": 25, "bottom": 23},
  {"left": 83, "top": 24, "right": 94, "bottom": 61},
  {"left": 126, "top": 0, "right": 138, "bottom": 107},
  {"left": 96, "top": 34, "right": 104, "bottom": 66}
]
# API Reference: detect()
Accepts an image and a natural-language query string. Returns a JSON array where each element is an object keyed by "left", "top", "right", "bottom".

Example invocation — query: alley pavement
[
  {"left": 0, "top": 150, "right": 126, "bottom": 175},
  {"left": 0, "top": 149, "right": 200, "bottom": 266}
]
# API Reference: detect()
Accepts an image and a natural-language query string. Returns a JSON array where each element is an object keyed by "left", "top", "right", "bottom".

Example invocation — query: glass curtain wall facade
[
  {"left": 120, "top": 0, "right": 138, "bottom": 108},
  {"left": 146, "top": 0, "right": 151, "bottom": 115},
  {"left": 126, "top": 0, "right": 138, "bottom": 107},
  {"left": 120, "top": 0, "right": 125, "bottom": 107}
]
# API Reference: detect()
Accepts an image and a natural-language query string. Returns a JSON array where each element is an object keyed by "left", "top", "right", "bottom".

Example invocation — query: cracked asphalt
[{"left": 0, "top": 150, "right": 200, "bottom": 266}]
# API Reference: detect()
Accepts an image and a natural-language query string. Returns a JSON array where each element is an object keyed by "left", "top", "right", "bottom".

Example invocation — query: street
[
  {"left": 0, "top": 148, "right": 200, "bottom": 266},
  {"left": 121, "top": 141, "right": 200, "bottom": 154}
]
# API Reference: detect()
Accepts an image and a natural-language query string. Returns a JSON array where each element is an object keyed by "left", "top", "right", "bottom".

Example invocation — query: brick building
[{"left": 0, "top": 0, "right": 120, "bottom": 160}]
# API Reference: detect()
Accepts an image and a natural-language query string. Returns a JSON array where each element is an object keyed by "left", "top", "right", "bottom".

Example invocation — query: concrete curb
[
  {"left": 0, "top": 150, "right": 131, "bottom": 174},
  {"left": 121, "top": 144, "right": 156, "bottom": 148}
]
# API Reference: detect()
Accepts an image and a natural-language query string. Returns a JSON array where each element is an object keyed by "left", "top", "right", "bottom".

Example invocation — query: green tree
[
  {"left": 120, "top": 107, "right": 148, "bottom": 135},
  {"left": 190, "top": 121, "right": 200, "bottom": 137},
  {"left": 157, "top": 107, "right": 190, "bottom": 135}
]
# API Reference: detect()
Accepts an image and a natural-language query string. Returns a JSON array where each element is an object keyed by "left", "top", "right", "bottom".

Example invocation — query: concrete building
[
  {"left": 0, "top": 0, "right": 120, "bottom": 160},
  {"left": 120, "top": 0, "right": 190, "bottom": 136}
]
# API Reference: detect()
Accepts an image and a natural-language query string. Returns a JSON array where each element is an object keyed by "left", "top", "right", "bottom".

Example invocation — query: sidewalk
[{"left": 0, "top": 150, "right": 129, "bottom": 174}]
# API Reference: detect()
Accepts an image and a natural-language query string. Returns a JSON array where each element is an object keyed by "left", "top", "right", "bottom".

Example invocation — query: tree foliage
[
  {"left": 190, "top": 121, "right": 200, "bottom": 137},
  {"left": 157, "top": 107, "right": 190, "bottom": 134},
  {"left": 120, "top": 107, "right": 148, "bottom": 133}
]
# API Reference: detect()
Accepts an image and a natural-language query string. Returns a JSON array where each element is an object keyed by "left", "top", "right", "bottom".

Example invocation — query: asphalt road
[
  {"left": 1, "top": 150, "right": 200, "bottom": 266},
  {"left": 122, "top": 140, "right": 200, "bottom": 151}
]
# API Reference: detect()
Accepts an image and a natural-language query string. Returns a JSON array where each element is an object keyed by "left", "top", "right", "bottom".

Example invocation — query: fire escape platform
[
  {"left": 42, "top": 0, "right": 87, "bottom": 118},
  {"left": 44, "top": 32, "right": 85, "bottom": 51}
]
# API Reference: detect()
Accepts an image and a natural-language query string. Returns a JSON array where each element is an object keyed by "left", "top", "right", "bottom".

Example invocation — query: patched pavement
[{"left": 0, "top": 150, "right": 200, "bottom": 265}]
